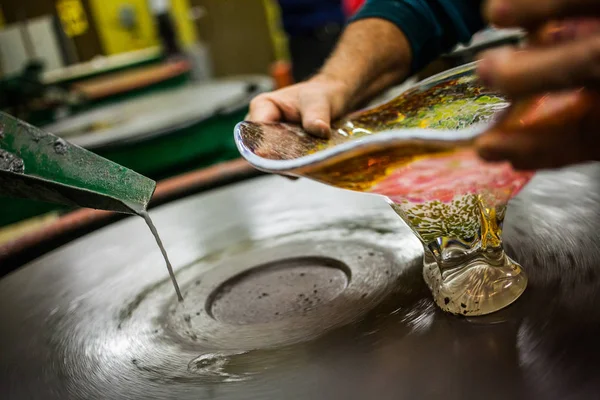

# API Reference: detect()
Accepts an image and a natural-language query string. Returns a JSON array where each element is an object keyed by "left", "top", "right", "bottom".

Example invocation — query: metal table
[{"left": 1, "top": 164, "right": 600, "bottom": 399}]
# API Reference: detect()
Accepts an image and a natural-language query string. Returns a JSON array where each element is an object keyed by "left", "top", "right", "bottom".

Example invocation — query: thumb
[{"left": 299, "top": 91, "right": 333, "bottom": 138}]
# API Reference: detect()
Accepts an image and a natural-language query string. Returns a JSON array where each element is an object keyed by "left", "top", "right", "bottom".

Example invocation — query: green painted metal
[
  {"left": 0, "top": 112, "right": 156, "bottom": 215},
  {"left": 100, "top": 109, "right": 246, "bottom": 179},
  {"left": 0, "top": 108, "right": 246, "bottom": 227}
]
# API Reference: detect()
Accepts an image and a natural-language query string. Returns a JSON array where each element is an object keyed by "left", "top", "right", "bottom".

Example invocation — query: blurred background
[
  {"left": 0, "top": 0, "right": 355, "bottom": 234},
  {"left": 0, "top": 0, "right": 522, "bottom": 255}
]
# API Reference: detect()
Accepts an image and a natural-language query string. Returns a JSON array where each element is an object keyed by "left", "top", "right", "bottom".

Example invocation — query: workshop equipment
[
  {"left": 1, "top": 164, "right": 600, "bottom": 399},
  {"left": 0, "top": 111, "right": 155, "bottom": 214}
]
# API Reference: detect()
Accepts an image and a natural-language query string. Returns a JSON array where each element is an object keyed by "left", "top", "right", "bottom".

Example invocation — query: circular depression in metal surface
[
  {"left": 208, "top": 257, "right": 351, "bottom": 324},
  {"left": 164, "top": 241, "right": 403, "bottom": 349},
  {"left": 2, "top": 156, "right": 600, "bottom": 400}
]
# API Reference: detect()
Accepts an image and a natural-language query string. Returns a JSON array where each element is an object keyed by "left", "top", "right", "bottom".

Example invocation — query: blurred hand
[
  {"left": 478, "top": 19, "right": 600, "bottom": 97},
  {"left": 476, "top": 0, "right": 600, "bottom": 170},
  {"left": 483, "top": 0, "right": 600, "bottom": 32},
  {"left": 247, "top": 75, "right": 353, "bottom": 139},
  {"left": 475, "top": 89, "right": 600, "bottom": 170}
]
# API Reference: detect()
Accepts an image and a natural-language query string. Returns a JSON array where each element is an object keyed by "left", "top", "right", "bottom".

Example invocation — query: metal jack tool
[{"left": 0, "top": 111, "right": 156, "bottom": 215}]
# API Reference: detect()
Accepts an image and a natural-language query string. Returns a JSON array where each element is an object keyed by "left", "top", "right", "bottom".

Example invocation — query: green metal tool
[{"left": 0, "top": 111, "right": 156, "bottom": 215}]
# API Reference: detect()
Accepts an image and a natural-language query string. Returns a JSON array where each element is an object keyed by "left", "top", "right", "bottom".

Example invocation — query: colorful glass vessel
[{"left": 234, "top": 62, "right": 534, "bottom": 316}]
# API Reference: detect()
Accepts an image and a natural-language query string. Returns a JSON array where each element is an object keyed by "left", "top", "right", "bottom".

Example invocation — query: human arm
[
  {"left": 249, "top": 0, "right": 485, "bottom": 137},
  {"left": 249, "top": 18, "right": 412, "bottom": 137}
]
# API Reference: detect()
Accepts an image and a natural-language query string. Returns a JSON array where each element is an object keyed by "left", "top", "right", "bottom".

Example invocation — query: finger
[
  {"left": 248, "top": 96, "right": 282, "bottom": 122},
  {"left": 484, "top": 0, "right": 600, "bottom": 28},
  {"left": 529, "top": 17, "right": 600, "bottom": 46},
  {"left": 476, "top": 109, "right": 600, "bottom": 170},
  {"left": 476, "top": 128, "right": 574, "bottom": 170},
  {"left": 249, "top": 93, "right": 303, "bottom": 123},
  {"left": 477, "top": 37, "right": 600, "bottom": 97},
  {"left": 477, "top": 129, "right": 549, "bottom": 170},
  {"left": 476, "top": 91, "right": 594, "bottom": 169},
  {"left": 299, "top": 90, "right": 333, "bottom": 138}
]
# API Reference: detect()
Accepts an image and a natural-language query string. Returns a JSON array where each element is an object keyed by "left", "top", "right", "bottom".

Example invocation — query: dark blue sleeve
[{"left": 349, "top": 0, "right": 485, "bottom": 74}]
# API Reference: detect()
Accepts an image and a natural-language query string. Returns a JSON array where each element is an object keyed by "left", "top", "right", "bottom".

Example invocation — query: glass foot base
[{"left": 423, "top": 252, "right": 527, "bottom": 316}]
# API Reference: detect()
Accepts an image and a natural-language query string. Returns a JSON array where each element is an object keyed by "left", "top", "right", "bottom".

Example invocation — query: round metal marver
[
  {"left": 208, "top": 256, "right": 352, "bottom": 325},
  {"left": 1, "top": 164, "right": 600, "bottom": 400},
  {"left": 158, "top": 241, "right": 399, "bottom": 350}
]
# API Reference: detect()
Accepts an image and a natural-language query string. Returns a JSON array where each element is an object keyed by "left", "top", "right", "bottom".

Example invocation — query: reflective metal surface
[{"left": 1, "top": 164, "right": 600, "bottom": 400}]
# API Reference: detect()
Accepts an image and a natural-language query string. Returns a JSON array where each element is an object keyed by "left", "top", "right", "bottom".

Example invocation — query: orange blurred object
[
  {"left": 72, "top": 60, "right": 191, "bottom": 101},
  {"left": 270, "top": 60, "right": 294, "bottom": 89}
]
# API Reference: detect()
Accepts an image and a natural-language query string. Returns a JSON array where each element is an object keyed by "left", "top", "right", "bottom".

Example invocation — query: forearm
[
  {"left": 314, "top": 0, "right": 485, "bottom": 109},
  {"left": 316, "top": 18, "right": 413, "bottom": 109}
]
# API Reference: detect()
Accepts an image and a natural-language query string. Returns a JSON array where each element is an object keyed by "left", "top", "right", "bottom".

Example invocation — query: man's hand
[
  {"left": 483, "top": 0, "right": 600, "bottom": 30},
  {"left": 476, "top": 89, "right": 600, "bottom": 170},
  {"left": 247, "top": 18, "right": 412, "bottom": 138},
  {"left": 476, "top": 1, "right": 600, "bottom": 170},
  {"left": 248, "top": 75, "right": 352, "bottom": 138},
  {"left": 477, "top": 18, "right": 600, "bottom": 98}
]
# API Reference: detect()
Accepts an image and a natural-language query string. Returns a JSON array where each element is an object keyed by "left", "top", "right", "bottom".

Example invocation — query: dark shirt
[
  {"left": 350, "top": 0, "right": 485, "bottom": 73},
  {"left": 277, "top": 0, "right": 346, "bottom": 36}
]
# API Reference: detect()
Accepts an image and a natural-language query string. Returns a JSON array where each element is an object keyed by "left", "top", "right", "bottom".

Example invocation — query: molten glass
[{"left": 235, "top": 63, "right": 536, "bottom": 316}]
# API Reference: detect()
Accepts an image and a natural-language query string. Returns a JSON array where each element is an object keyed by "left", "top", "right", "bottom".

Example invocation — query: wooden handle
[{"left": 72, "top": 60, "right": 191, "bottom": 100}]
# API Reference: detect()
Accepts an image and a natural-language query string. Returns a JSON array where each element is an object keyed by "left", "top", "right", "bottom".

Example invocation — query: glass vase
[{"left": 234, "top": 63, "right": 533, "bottom": 316}]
